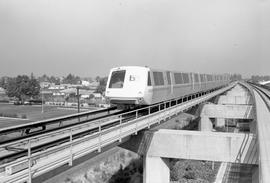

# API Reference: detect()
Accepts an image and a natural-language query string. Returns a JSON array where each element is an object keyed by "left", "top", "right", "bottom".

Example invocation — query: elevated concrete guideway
[
  {"left": 218, "top": 95, "right": 252, "bottom": 105},
  {"left": 147, "top": 130, "right": 258, "bottom": 164},
  {"left": 201, "top": 104, "right": 254, "bottom": 119},
  {"left": 0, "top": 84, "right": 235, "bottom": 183},
  {"left": 144, "top": 130, "right": 258, "bottom": 183},
  {"left": 144, "top": 83, "right": 261, "bottom": 183},
  {"left": 199, "top": 84, "right": 255, "bottom": 131},
  {"left": 253, "top": 88, "right": 270, "bottom": 183}
]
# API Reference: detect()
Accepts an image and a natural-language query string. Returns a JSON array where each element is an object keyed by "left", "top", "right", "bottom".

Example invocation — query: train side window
[
  {"left": 194, "top": 74, "right": 199, "bottom": 83},
  {"left": 200, "top": 74, "right": 204, "bottom": 82},
  {"left": 207, "top": 75, "right": 212, "bottom": 82},
  {"left": 147, "top": 72, "right": 152, "bottom": 86},
  {"left": 182, "top": 73, "right": 189, "bottom": 83},
  {"left": 174, "top": 73, "right": 183, "bottom": 84},
  {"left": 153, "top": 72, "right": 164, "bottom": 86},
  {"left": 166, "top": 71, "right": 171, "bottom": 85}
]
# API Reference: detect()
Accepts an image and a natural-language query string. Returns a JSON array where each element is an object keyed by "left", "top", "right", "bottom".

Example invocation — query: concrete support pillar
[
  {"left": 199, "top": 116, "right": 213, "bottom": 131},
  {"left": 144, "top": 156, "right": 170, "bottom": 183},
  {"left": 215, "top": 118, "right": 225, "bottom": 127}
]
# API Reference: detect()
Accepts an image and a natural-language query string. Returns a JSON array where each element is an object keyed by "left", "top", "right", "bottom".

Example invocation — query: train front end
[{"left": 105, "top": 66, "right": 149, "bottom": 108}]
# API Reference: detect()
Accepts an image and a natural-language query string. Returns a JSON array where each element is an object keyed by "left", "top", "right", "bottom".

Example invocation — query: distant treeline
[
  {"left": 0, "top": 74, "right": 40, "bottom": 102},
  {"left": 251, "top": 75, "right": 270, "bottom": 83},
  {"left": 230, "top": 74, "right": 242, "bottom": 81},
  {"left": 0, "top": 73, "right": 109, "bottom": 101}
]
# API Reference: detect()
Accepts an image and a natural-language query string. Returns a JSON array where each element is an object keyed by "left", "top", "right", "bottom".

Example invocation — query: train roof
[{"left": 110, "top": 66, "right": 229, "bottom": 76}]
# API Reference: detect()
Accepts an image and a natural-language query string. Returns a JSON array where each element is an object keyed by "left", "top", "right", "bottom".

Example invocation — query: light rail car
[{"left": 105, "top": 66, "right": 230, "bottom": 108}]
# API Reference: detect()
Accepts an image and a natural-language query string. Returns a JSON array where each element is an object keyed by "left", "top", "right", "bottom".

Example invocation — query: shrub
[
  {"left": 21, "top": 114, "right": 27, "bottom": 119},
  {"left": 183, "top": 171, "right": 196, "bottom": 179},
  {"left": 93, "top": 166, "right": 100, "bottom": 172}
]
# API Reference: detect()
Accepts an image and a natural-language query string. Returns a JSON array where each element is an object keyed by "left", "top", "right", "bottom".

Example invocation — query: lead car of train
[{"left": 105, "top": 66, "right": 230, "bottom": 108}]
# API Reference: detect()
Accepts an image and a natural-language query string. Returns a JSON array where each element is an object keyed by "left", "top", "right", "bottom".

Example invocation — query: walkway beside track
[{"left": 253, "top": 86, "right": 270, "bottom": 182}]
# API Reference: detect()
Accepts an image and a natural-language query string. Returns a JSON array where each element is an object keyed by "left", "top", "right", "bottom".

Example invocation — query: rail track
[
  {"left": 247, "top": 82, "right": 270, "bottom": 182},
  {"left": 248, "top": 82, "right": 270, "bottom": 107},
  {"left": 0, "top": 94, "right": 194, "bottom": 163},
  {"left": 0, "top": 85, "right": 233, "bottom": 183}
]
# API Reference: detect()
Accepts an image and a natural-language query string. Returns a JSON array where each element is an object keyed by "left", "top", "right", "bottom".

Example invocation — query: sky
[{"left": 0, "top": 0, "right": 269, "bottom": 78}]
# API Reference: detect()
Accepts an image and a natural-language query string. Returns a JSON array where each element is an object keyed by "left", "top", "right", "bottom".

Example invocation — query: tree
[
  {"left": 5, "top": 75, "right": 40, "bottom": 101},
  {"left": 49, "top": 76, "right": 60, "bottom": 85},
  {"left": 38, "top": 74, "right": 49, "bottom": 82},
  {"left": 230, "top": 74, "right": 242, "bottom": 81},
  {"left": 89, "top": 94, "right": 95, "bottom": 99},
  {"left": 62, "top": 73, "right": 81, "bottom": 84},
  {"left": 95, "top": 76, "right": 101, "bottom": 82},
  {"left": 95, "top": 77, "right": 108, "bottom": 94},
  {"left": 251, "top": 75, "right": 270, "bottom": 83},
  {"left": 0, "top": 77, "right": 8, "bottom": 89}
]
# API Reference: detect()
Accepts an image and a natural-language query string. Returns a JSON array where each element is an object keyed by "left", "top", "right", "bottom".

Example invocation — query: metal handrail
[
  {"left": 0, "top": 84, "right": 234, "bottom": 183},
  {"left": 0, "top": 84, "right": 233, "bottom": 168},
  {"left": 0, "top": 86, "right": 222, "bottom": 148}
]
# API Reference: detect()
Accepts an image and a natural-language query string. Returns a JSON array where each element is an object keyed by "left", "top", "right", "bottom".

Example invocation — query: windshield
[{"left": 109, "top": 70, "right": 126, "bottom": 88}]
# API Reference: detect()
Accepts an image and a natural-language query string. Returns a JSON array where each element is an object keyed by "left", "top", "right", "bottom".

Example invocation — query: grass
[
  {"left": 0, "top": 103, "right": 78, "bottom": 121},
  {"left": 0, "top": 112, "right": 18, "bottom": 118},
  {"left": 0, "top": 112, "right": 28, "bottom": 119}
]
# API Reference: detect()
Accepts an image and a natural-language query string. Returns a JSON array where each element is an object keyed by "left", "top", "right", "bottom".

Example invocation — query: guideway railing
[{"left": 0, "top": 84, "right": 234, "bottom": 183}]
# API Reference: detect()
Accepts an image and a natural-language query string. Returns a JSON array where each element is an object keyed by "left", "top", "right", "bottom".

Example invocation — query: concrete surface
[
  {"left": 201, "top": 104, "right": 254, "bottom": 119},
  {"left": 143, "top": 129, "right": 258, "bottom": 183},
  {"left": 225, "top": 85, "right": 250, "bottom": 97},
  {"left": 147, "top": 130, "right": 258, "bottom": 164},
  {"left": 215, "top": 118, "right": 225, "bottom": 127},
  {"left": 218, "top": 95, "right": 252, "bottom": 105},
  {"left": 214, "top": 162, "right": 227, "bottom": 183},
  {"left": 143, "top": 156, "right": 169, "bottom": 183},
  {"left": 199, "top": 116, "right": 213, "bottom": 131},
  {"left": 253, "top": 91, "right": 270, "bottom": 183}
]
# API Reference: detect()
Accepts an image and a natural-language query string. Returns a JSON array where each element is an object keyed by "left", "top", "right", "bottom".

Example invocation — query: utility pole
[{"left": 77, "top": 87, "right": 80, "bottom": 113}]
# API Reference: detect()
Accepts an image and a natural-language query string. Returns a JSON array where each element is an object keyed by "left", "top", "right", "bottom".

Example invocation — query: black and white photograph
[{"left": 0, "top": 0, "right": 269, "bottom": 182}]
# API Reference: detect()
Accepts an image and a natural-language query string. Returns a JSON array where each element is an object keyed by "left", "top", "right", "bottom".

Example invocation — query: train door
[{"left": 166, "top": 71, "right": 173, "bottom": 95}]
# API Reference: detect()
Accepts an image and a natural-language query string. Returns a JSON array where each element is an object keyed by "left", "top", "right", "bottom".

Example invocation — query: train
[{"left": 105, "top": 66, "right": 231, "bottom": 108}]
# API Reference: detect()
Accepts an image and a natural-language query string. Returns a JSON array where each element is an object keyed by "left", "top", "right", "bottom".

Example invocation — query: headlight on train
[{"left": 138, "top": 97, "right": 144, "bottom": 104}]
